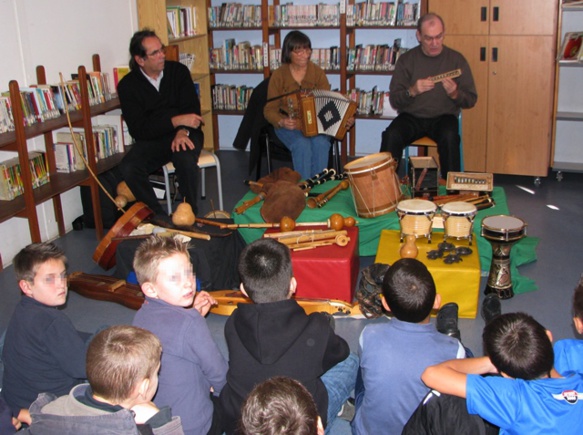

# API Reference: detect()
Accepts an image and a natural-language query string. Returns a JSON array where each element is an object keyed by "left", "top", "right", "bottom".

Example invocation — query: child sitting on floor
[
  {"left": 219, "top": 238, "right": 358, "bottom": 434},
  {"left": 351, "top": 258, "right": 465, "bottom": 435},
  {"left": 2, "top": 242, "right": 91, "bottom": 415},
  {"left": 132, "top": 235, "right": 227, "bottom": 435},
  {"left": 553, "top": 275, "right": 583, "bottom": 375},
  {"left": 23, "top": 325, "right": 183, "bottom": 434}
]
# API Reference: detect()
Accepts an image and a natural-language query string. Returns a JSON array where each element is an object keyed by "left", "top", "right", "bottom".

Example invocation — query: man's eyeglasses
[
  {"left": 422, "top": 34, "right": 444, "bottom": 43},
  {"left": 292, "top": 47, "right": 312, "bottom": 55},
  {"left": 145, "top": 46, "right": 166, "bottom": 58}
]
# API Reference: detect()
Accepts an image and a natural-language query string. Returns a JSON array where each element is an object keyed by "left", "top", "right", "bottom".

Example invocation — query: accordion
[{"left": 291, "top": 90, "right": 357, "bottom": 140}]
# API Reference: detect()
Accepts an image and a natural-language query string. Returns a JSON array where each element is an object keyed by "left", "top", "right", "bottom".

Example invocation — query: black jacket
[{"left": 219, "top": 299, "right": 349, "bottom": 433}]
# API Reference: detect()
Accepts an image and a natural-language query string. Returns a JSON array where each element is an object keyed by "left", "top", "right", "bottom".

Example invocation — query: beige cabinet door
[
  {"left": 489, "top": 0, "right": 557, "bottom": 36},
  {"left": 485, "top": 35, "right": 555, "bottom": 175},
  {"left": 444, "top": 35, "right": 489, "bottom": 171}
]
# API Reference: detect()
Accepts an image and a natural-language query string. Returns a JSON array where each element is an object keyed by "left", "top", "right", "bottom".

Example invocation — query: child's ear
[
  {"left": 136, "top": 377, "right": 151, "bottom": 400},
  {"left": 240, "top": 283, "right": 248, "bottom": 298},
  {"left": 289, "top": 277, "right": 297, "bottom": 296},
  {"left": 433, "top": 293, "right": 442, "bottom": 310},
  {"left": 574, "top": 317, "right": 583, "bottom": 335},
  {"left": 545, "top": 329, "right": 554, "bottom": 343},
  {"left": 141, "top": 282, "right": 158, "bottom": 298},
  {"left": 19, "top": 279, "right": 33, "bottom": 297},
  {"left": 381, "top": 294, "right": 391, "bottom": 312},
  {"left": 316, "top": 416, "right": 324, "bottom": 435}
]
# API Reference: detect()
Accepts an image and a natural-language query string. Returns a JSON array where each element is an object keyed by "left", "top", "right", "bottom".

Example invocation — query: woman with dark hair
[{"left": 263, "top": 31, "right": 352, "bottom": 179}]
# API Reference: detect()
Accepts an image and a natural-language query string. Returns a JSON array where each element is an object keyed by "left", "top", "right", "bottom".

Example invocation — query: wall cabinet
[
  {"left": 428, "top": 0, "right": 558, "bottom": 176},
  {"left": 0, "top": 55, "right": 124, "bottom": 243}
]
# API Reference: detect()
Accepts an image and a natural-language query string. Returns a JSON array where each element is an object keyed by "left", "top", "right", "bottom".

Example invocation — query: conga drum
[
  {"left": 396, "top": 199, "right": 437, "bottom": 243},
  {"left": 481, "top": 215, "right": 527, "bottom": 299},
  {"left": 441, "top": 201, "right": 478, "bottom": 245},
  {"left": 344, "top": 152, "right": 402, "bottom": 218}
]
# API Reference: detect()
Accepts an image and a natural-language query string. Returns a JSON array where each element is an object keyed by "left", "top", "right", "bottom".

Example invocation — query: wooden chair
[{"left": 404, "top": 112, "right": 464, "bottom": 174}]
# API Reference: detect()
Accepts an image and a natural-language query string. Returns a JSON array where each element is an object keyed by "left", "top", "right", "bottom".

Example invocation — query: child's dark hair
[
  {"left": 483, "top": 312, "right": 554, "bottom": 380},
  {"left": 238, "top": 238, "right": 293, "bottom": 303},
  {"left": 382, "top": 258, "right": 436, "bottom": 323},
  {"left": 13, "top": 242, "right": 67, "bottom": 283},
  {"left": 573, "top": 274, "right": 583, "bottom": 322},
  {"left": 239, "top": 376, "right": 319, "bottom": 435}
]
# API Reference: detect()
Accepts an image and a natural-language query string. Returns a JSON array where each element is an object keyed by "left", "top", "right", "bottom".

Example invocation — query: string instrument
[
  {"left": 429, "top": 68, "right": 462, "bottom": 83},
  {"left": 93, "top": 202, "right": 214, "bottom": 270},
  {"left": 67, "top": 272, "right": 363, "bottom": 316},
  {"left": 307, "top": 180, "right": 350, "bottom": 208}
]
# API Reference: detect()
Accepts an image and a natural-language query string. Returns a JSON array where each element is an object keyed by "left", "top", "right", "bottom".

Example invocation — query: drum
[
  {"left": 441, "top": 201, "right": 478, "bottom": 244},
  {"left": 344, "top": 152, "right": 402, "bottom": 218},
  {"left": 396, "top": 199, "right": 437, "bottom": 242},
  {"left": 481, "top": 215, "right": 527, "bottom": 299}
]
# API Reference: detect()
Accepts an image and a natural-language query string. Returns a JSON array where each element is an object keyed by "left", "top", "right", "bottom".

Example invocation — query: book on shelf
[
  {"left": 559, "top": 31, "right": 583, "bottom": 61},
  {"left": 113, "top": 66, "right": 130, "bottom": 89},
  {"left": 0, "top": 152, "right": 49, "bottom": 201},
  {"left": 54, "top": 142, "right": 77, "bottom": 173},
  {"left": 55, "top": 130, "right": 87, "bottom": 171},
  {"left": 0, "top": 96, "right": 15, "bottom": 133}
]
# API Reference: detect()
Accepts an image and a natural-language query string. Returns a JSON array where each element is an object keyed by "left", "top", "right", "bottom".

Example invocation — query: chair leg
[
  {"left": 201, "top": 167, "right": 206, "bottom": 200},
  {"left": 163, "top": 165, "right": 172, "bottom": 216},
  {"left": 214, "top": 156, "right": 224, "bottom": 210},
  {"left": 333, "top": 140, "right": 342, "bottom": 173},
  {"left": 265, "top": 136, "right": 273, "bottom": 174}
]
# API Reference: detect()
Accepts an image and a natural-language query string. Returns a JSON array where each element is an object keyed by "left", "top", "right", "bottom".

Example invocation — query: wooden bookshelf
[{"left": 0, "top": 54, "right": 124, "bottom": 242}]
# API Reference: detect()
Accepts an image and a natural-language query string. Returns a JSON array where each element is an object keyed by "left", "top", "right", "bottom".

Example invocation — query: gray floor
[{"left": 1, "top": 149, "right": 582, "bottom": 434}]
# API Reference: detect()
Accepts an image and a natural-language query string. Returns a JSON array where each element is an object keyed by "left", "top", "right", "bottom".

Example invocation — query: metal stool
[{"left": 162, "top": 149, "right": 223, "bottom": 215}]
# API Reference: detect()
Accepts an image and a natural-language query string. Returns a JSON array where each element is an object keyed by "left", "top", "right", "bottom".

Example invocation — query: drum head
[
  {"left": 482, "top": 215, "right": 525, "bottom": 231},
  {"left": 441, "top": 201, "right": 477, "bottom": 215},
  {"left": 344, "top": 152, "right": 393, "bottom": 174},
  {"left": 397, "top": 199, "right": 437, "bottom": 214}
]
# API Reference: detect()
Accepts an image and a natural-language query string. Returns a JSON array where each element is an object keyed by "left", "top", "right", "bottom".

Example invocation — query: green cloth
[{"left": 233, "top": 181, "right": 538, "bottom": 294}]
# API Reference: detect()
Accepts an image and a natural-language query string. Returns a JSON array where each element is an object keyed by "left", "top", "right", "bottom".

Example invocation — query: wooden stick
[
  {"left": 275, "top": 230, "right": 348, "bottom": 246},
  {"left": 158, "top": 228, "right": 211, "bottom": 241},
  {"left": 289, "top": 235, "right": 350, "bottom": 250}
]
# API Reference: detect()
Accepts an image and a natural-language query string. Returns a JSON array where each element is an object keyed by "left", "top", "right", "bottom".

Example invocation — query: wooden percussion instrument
[
  {"left": 344, "top": 152, "right": 402, "bottom": 218},
  {"left": 481, "top": 215, "right": 527, "bottom": 299},
  {"left": 396, "top": 199, "right": 437, "bottom": 242},
  {"left": 441, "top": 201, "right": 477, "bottom": 245},
  {"left": 429, "top": 68, "right": 462, "bottom": 83}
]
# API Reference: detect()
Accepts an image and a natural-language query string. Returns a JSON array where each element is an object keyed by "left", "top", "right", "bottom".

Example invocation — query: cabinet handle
[
  {"left": 492, "top": 47, "right": 498, "bottom": 62},
  {"left": 480, "top": 47, "right": 486, "bottom": 62},
  {"left": 493, "top": 6, "right": 499, "bottom": 22},
  {"left": 481, "top": 6, "right": 487, "bottom": 21}
]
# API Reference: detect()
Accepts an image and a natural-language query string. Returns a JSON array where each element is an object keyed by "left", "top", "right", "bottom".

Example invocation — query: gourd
[{"left": 172, "top": 200, "right": 195, "bottom": 226}]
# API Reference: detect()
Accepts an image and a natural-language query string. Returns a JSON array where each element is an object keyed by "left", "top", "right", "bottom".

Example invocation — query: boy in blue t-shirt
[
  {"left": 422, "top": 312, "right": 583, "bottom": 435},
  {"left": 554, "top": 275, "right": 583, "bottom": 376}
]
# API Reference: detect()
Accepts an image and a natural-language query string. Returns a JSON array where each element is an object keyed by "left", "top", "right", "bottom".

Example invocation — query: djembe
[{"left": 481, "top": 215, "right": 527, "bottom": 299}]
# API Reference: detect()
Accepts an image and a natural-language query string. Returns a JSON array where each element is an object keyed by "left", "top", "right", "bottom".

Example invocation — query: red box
[{"left": 265, "top": 226, "right": 360, "bottom": 303}]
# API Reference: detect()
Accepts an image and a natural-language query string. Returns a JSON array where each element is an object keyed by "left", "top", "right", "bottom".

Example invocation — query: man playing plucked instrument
[
  {"left": 264, "top": 31, "right": 354, "bottom": 180},
  {"left": 380, "top": 13, "right": 477, "bottom": 179}
]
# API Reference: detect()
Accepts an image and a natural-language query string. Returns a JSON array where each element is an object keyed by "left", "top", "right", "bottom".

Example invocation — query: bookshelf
[
  {"left": 0, "top": 54, "right": 125, "bottom": 243},
  {"left": 428, "top": 0, "right": 558, "bottom": 177},
  {"left": 551, "top": 1, "right": 583, "bottom": 176},
  {"left": 136, "top": 0, "right": 215, "bottom": 150},
  {"left": 206, "top": 0, "right": 427, "bottom": 159}
]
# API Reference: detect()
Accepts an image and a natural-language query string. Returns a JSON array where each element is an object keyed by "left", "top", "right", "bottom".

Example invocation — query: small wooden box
[
  {"left": 409, "top": 156, "right": 439, "bottom": 198},
  {"left": 446, "top": 172, "right": 494, "bottom": 192}
]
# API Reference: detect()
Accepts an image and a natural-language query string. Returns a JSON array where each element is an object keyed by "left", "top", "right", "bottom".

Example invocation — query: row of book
[
  {"left": 348, "top": 40, "right": 407, "bottom": 72},
  {"left": 0, "top": 152, "right": 49, "bottom": 201},
  {"left": 207, "top": 1, "right": 419, "bottom": 29},
  {"left": 209, "top": 39, "right": 264, "bottom": 71},
  {"left": 269, "top": 3, "right": 341, "bottom": 27},
  {"left": 212, "top": 84, "right": 255, "bottom": 111},
  {"left": 208, "top": 3, "right": 262, "bottom": 28},
  {"left": 349, "top": 87, "right": 398, "bottom": 117},
  {"left": 347, "top": 0, "right": 419, "bottom": 27},
  {"left": 167, "top": 6, "right": 198, "bottom": 39},
  {"left": 0, "top": 71, "right": 115, "bottom": 133}
]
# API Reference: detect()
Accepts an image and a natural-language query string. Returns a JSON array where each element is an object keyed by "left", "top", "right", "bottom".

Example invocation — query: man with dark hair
[
  {"left": 220, "top": 238, "right": 358, "bottom": 434},
  {"left": 380, "top": 13, "right": 477, "bottom": 177},
  {"left": 352, "top": 258, "right": 464, "bottom": 435},
  {"left": 118, "top": 28, "right": 203, "bottom": 217},
  {"left": 239, "top": 376, "right": 324, "bottom": 435},
  {"left": 419, "top": 312, "right": 583, "bottom": 434}
]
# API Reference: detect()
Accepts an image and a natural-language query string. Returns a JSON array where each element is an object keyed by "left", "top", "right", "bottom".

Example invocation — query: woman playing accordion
[{"left": 264, "top": 30, "right": 354, "bottom": 180}]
